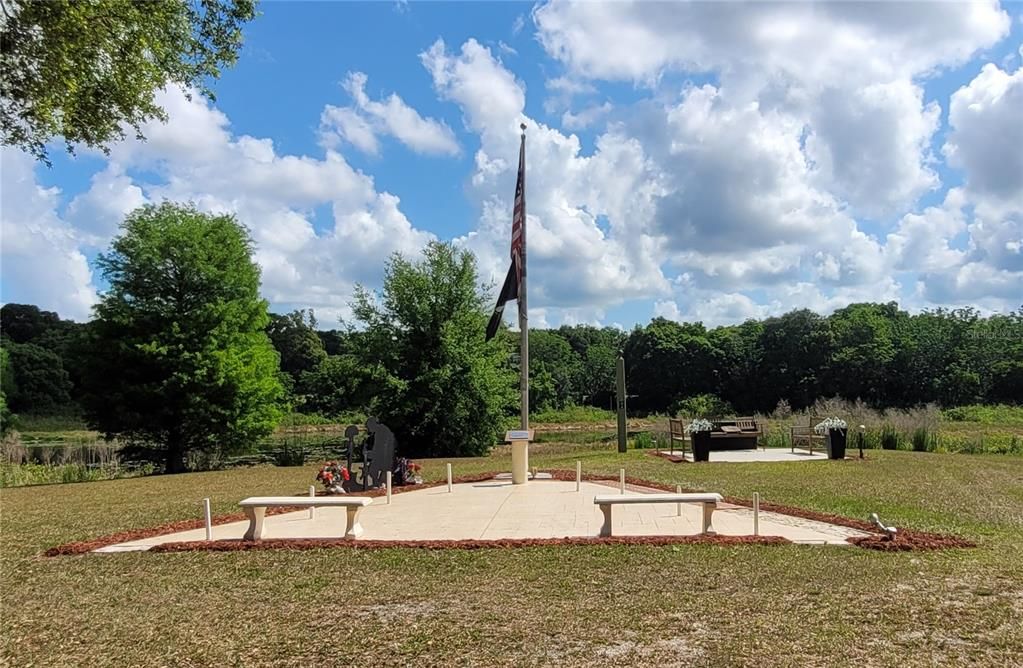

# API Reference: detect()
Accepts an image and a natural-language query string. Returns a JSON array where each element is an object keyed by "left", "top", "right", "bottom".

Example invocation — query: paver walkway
[{"left": 97, "top": 480, "right": 868, "bottom": 552}]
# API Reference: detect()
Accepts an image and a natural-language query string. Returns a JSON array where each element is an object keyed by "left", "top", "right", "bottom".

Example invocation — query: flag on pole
[
  {"left": 485, "top": 132, "right": 526, "bottom": 341},
  {"left": 485, "top": 263, "right": 518, "bottom": 340}
]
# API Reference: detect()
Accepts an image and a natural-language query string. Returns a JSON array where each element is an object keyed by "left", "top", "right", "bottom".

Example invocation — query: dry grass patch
[{"left": 2, "top": 447, "right": 1022, "bottom": 666}]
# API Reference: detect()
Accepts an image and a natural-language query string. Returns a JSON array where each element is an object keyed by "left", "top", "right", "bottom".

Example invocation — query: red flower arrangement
[
  {"left": 316, "top": 461, "right": 350, "bottom": 493},
  {"left": 395, "top": 458, "right": 423, "bottom": 485}
]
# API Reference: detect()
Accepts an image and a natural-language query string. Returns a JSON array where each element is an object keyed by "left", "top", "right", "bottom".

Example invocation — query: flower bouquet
[
  {"left": 316, "top": 461, "right": 350, "bottom": 493},
  {"left": 394, "top": 457, "right": 423, "bottom": 486}
]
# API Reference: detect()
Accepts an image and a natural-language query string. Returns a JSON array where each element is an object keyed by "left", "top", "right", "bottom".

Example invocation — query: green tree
[
  {"left": 709, "top": 319, "right": 764, "bottom": 413},
  {"left": 554, "top": 325, "right": 627, "bottom": 408},
  {"left": 350, "top": 242, "right": 516, "bottom": 458},
  {"left": 828, "top": 302, "right": 902, "bottom": 405},
  {"left": 0, "top": 303, "right": 62, "bottom": 343},
  {"left": 625, "top": 318, "right": 718, "bottom": 413},
  {"left": 758, "top": 310, "right": 835, "bottom": 410},
  {"left": 79, "top": 202, "right": 285, "bottom": 473},
  {"left": 316, "top": 329, "right": 349, "bottom": 356},
  {"left": 1, "top": 0, "right": 256, "bottom": 163},
  {"left": 0, "top": 346, "right": 16, "bottom": 434},
  {"left": 266, "top": 309, "right": 327, "bottom": 390},
  {"left": 5, "top": 342, "right": 72, "bottom": 412},
  {"left": 297, "top": 355, "right": 369, "bottom": 417},
  {"left": 529, "top": 361, "right": 561, "bottom": 413},
  {"left": 528, "top": 329, "right": 583, "bottom": 407}
]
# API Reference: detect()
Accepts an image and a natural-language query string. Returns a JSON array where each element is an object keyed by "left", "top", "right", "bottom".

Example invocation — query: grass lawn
[{"left": 3, "top": 445, "right": 1022, "bottom": 667}]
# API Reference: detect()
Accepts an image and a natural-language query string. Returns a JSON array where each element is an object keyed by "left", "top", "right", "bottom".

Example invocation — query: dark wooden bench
[
  {"left": 709, "top": 416, "right": 762, "bottom": 450},
  {"left": 667, "top": 418, "right": 689, "bottom": 455},
  {"left": 667, "top": 417, "right": 762, "bottom": 453},
  {"left": 790, "top": 421, "right": 826, "bottom": 454}
]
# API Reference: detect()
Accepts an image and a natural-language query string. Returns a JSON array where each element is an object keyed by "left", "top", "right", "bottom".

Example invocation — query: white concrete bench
[
  {"left": 593, "top": 493, "right": 723, "bottom": 537},
  {"left": 238, "top": 496, "right": 372, "bottom": 541}
]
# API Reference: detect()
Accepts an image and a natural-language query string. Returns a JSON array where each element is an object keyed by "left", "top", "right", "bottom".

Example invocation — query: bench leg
[
  {"left": 701, "top": 502, "right": 717, "bottom": 535},
  {"left": 598, "top": 503, "right": 613, "bottom": 537},
  {"left": 243, "top": 506, "right": 266, "bottom": 541},
  {"left": 344, "top": 505, "right": 365, "bottom": 539}
]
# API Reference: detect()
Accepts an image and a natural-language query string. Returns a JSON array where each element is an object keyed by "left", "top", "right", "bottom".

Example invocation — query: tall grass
[
  {"left": 529, "top": 406, "right": 618, "bottom": 424},
  {"left": 14, "top": 412, "right": 89, "bottom": 432},
  {"left": 759, "top": 398, "right": 1021, "bottom": 455},
  {"left": 880, "top": 425, "right": 900, "bottom": 450},
  {"left": 943, "top": 404, "right": 1023, "bottom": 425},
  {"left": 911, "top": 427, "right": 938, "bottom": 453},
  {"left": 631, "top": 432, "right": 657, "bottom": 449},
  {"left": 0, "top": 462, "right": 155, "bottom": 487}
]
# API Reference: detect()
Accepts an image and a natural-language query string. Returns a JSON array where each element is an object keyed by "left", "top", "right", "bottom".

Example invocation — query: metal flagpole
[{"left": 518, "top": 123, "right": 529, "bottom": 432}]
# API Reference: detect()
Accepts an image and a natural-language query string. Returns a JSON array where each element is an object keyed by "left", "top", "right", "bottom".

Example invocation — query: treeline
[
  {"left": 3, "top": 300, "right": 1022, "bottom": 429},
  {"left": 295, "top": 303, "right": 1022, "bottom": 417},
  {"left": 3, "top": 300, "right": 1021, "bottom": 431}
]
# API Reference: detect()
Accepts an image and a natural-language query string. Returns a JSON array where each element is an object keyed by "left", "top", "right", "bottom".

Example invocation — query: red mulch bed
[
  {"left": 44, "top": 469, "right": 974, "bottom": 556},
  {"left": 847, "top": 533, "right": 977, "bottom": 551},
  {"left": 648, "top": 450, "right": 688, "bottom": 463}
]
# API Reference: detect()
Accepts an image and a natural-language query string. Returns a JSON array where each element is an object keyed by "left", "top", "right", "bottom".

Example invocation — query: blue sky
[{"left": 3, "top": 1, "right": 1022, "bottom": 329}]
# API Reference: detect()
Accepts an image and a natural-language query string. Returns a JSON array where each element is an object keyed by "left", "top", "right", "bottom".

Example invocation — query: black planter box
[
  {"left": 826, "top": 429, "right": 847, "bottom": 460},
  {"left": 692, "top": 432, "right": 712, "bottom": 462}
]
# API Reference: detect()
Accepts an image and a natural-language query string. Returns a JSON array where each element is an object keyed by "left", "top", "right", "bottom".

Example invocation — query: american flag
[
  {"left": 510, "top": 134, "right": 525, "bottom": 287},
  {"left": 485, "top": 130, "right": 526, "bottom": 342}
]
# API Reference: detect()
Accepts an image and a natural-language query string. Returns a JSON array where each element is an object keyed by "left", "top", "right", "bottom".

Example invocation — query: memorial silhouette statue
[
  {"left": 361, "top": 417, "right": 396, "bottom": 489},
  {"left": 340, "top": 424, "right": 361, "bottom": 493}
]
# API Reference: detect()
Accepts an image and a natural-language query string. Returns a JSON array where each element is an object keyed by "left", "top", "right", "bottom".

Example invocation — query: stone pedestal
[{"left": 511, "top": 440, "right": 529, "bottom": 484}]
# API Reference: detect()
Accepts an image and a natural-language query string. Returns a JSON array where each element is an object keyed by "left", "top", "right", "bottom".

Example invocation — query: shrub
[
  {"left": 271, "top": 442, "right": 307, "bottom": 467},
  {"left": 632, "top": 432, "right": 656, "bottom": 449},
  {"left": 771, "top": 399, "right": 793, "bottom": 419},
  {"left": 880, "top": 425, "right": 900, "bottom": 450},
  {"left": 942, "top": 404, "right": 1023, "bottom": 425},
  {"left": 911, "top": 427, "right": 937, "bottom": 452},
  {"left": 762, "top": 428, "right": 788, "bottom": 449},
  {"left": 671, "top": 394, "right": 734, "bottom": 419}
]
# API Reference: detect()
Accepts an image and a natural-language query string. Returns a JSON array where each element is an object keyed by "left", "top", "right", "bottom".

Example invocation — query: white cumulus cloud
[{"left": 320, "top": 71, "right": 460, "bottom": 157}]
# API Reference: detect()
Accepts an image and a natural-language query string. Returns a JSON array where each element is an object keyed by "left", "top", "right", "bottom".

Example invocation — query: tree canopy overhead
[
  {"left": 79, "top": 202, "right": 285, "bottom": 472},
  {"left": 1, "top": 0, "right": 256, "bottom": 164}
]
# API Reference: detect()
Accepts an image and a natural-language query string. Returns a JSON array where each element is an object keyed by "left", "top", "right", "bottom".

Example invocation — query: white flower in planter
[
  {"left": 814, "top": 417, "right": 848, "bottom": 435},
  {"left": 684, "top": 418, "right": 714, "bottom": 434}
]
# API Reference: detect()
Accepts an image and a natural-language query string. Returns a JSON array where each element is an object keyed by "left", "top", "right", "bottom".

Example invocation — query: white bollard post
[
  {"left": 386, "top": 471, "right": 392, "bottom": 505},
  {"left": 309, "top": 485, "right": 316, "bottom": 519},
  {"left": 753, "top": 492, "right": 760, "bottom": 536},
  {"left": 203, "top": 498, "right": 212, "bottom": 541},
  {"left": 619, "top": 468, "right": 626, "bottom": 494},
  {"left": 676, "top": 484, "right": 682, "bottom": 516},
  {"left": 447, "top": 463, "right": 453, "bottom": 493},
  {"left": 575, "top": 461, "right": 581, "bottom": 492}
]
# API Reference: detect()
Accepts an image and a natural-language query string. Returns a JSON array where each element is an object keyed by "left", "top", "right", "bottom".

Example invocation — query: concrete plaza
[
  {"left": 97, "top": 479, "right": 868, "bottom": 552},
  {"left": 658, "top": 449, "right": 831, "bottom": 463}
]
